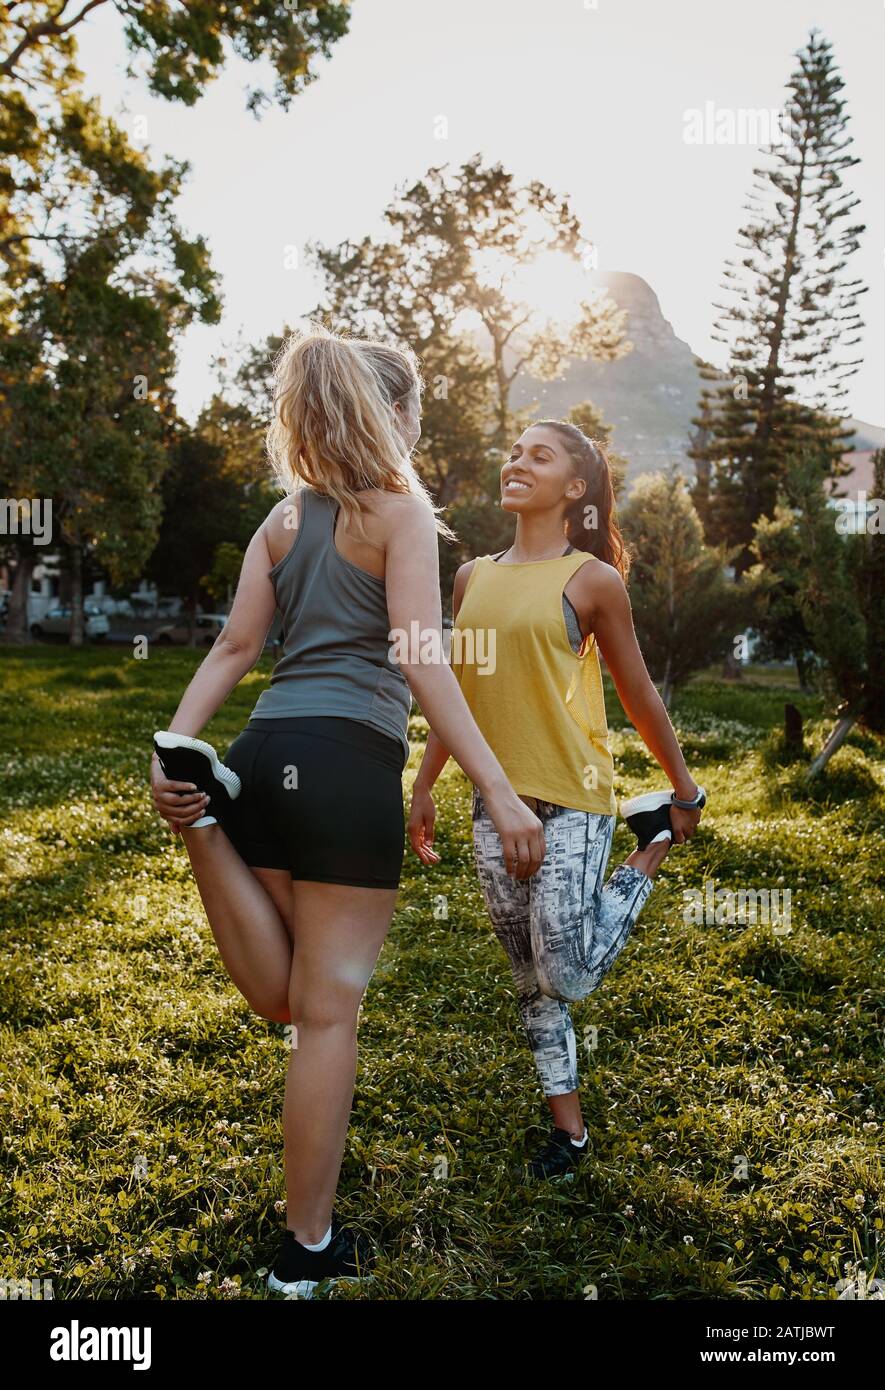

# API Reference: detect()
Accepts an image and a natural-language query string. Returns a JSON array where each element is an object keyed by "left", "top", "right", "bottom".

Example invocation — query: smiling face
[{"left": 501, "top": 425, "right": 586, "bottom": 515}]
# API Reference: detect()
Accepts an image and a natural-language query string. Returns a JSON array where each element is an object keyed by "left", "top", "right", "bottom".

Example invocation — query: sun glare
[{"left": 472, "top": 247, "right": 601, "bottom": 327}]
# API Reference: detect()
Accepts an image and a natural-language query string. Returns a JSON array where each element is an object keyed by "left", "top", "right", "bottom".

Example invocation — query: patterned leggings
[{"left": 471, "top": 787, "right": 653, "bottom": 1097}]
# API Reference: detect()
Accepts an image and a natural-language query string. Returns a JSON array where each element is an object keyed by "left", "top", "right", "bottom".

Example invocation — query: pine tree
[{"left": 690, "top": 30, "right": 865, "bottom": 568}]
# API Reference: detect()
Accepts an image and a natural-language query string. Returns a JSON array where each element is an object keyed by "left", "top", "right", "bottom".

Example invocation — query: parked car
[
  {"left": 30, "top": 603, "right": 110, "bottom": 641},
  {"left": 153, "top": 614, "right": 228, "bottom": 646}
]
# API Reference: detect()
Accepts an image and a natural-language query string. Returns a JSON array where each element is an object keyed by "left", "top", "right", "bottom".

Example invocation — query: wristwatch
[{"left": 671, "top": 786, "right": 707, "bottom": 810}]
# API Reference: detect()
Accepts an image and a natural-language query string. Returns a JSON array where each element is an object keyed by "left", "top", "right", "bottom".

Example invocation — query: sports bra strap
[{"left": 491, "top": 544, "right": 574, "bottom": 562}]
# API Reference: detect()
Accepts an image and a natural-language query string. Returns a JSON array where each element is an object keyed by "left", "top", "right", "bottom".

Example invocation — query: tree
[
  {"left": 779, "top": 449, "right": 883, "bottom": 776},
  {"left": 0, "top": 2, "right": 352, "bottom": 108},
  {"left": 748, "top": 504, "right": 818, "bottom": 690},
  {"left": 1, "top": 2, "right": 350, "bottom": 642},
  {"left": 690, "top": 30, "right": 866, "bottom": 568},
  {"left": 308, "top": 154, "right": 628, "bottom": 454},
  {"left": 202, "top": 542, "right": 245, "bottom": 610},
  {"left": 620, "top": 469, "right": 751, "bottom": 707},
  {"left": 0, "top": 94, "right": 221, "bottom": 644},
  {"left": 146, "top": 426, "right": 270, "bottom": 641}
]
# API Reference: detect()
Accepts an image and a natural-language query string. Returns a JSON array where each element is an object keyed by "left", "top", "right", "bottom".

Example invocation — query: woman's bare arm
[
  {"left": 150, "top": 520, "right": 279, "bottom": 830},
  {"left": 385, "top": 498, "right": 544, "bottom": 878},
  {"left": 162, "top": 524, "right": 278, "bottom": 735},
  {"left": 576, "top": 561, "right": 702, "bottom": 842},
  {"left": 412, "top": 559, "right": 474, "bottom": 795}
]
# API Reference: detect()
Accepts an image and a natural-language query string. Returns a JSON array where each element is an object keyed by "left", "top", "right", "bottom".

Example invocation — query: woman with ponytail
[
  {"left": 148, "top": 325, "right": 544, "bottom": 1296},
  {"left": 408, "top": 421, "right": 706, "bottom": 1180}
]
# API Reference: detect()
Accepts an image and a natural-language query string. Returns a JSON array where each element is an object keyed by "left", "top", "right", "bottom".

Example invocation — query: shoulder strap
[{"left": 491, "top": 545, "right": 574, "bottom": 563}]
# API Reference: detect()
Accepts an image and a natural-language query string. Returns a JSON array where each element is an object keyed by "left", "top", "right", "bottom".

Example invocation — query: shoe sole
[
  {"left": 266, "top": 1272, "right": 368, "bottom": 1299},
  {"left": 153, "top": 731, "right": 242, "bottom": 800},
  {"left": 515, "top": 1165, "right": 579, "bottom": 1183},
  {"left": 619, "top": 790, "right": 672, "bottom": 817}
]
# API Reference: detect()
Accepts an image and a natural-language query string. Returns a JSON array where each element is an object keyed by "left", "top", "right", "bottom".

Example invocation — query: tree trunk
[
  {"left": 69, "top": 544, "right": 84, "bottom": 648},
  {"left": 784, "top": 702, "right": 804, "bottom": 754},
  {"left": 4, "top": 552, "right": 35, "bottom": 644},
  {"left": 806, "top": 712, "right": 857, "bottom": 780}
]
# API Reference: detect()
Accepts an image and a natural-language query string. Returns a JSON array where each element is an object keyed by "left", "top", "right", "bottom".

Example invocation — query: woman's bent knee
[{"left": 247, "top": 993, "right": 291, "bottom": 1025}]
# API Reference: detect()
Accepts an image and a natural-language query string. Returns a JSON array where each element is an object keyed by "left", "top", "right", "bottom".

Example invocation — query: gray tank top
[{"left": 250, "top": 486, "right": 411, "bottom": 765}]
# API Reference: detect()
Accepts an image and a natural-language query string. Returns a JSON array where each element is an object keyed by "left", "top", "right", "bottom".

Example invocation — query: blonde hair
[{"left": 266, "top": 322, "right": 455, "bottom": 542}]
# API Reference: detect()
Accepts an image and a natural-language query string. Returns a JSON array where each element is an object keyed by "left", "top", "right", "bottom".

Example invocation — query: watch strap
[{"left": 671, "top": 787, "right": 706, "bottom": 810}]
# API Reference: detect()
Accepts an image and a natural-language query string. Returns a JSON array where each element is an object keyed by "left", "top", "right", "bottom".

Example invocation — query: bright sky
[{"left": 75, "top": 0, "right": 884, "bottom": 426}]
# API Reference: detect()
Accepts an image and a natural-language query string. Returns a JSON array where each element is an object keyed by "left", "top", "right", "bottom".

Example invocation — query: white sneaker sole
[
  {"left": 153, "top": 730, "right": 242, "bottom": 799},
  {"left": 266, "top": 1272, "right": 365, "bottom": 1299},
  {"left": 619, "top": 790, "right": 673, "bottom": 817}
]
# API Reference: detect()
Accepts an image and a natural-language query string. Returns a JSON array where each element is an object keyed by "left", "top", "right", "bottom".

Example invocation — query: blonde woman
[
  {"left": 408, "top": 421, "right": 705, "bottom": 1180},
  {"left": 149, "top": 327, "right": 544, "bottom": 1297}
]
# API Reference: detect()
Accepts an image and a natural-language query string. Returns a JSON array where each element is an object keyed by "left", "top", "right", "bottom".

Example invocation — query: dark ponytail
[{"left": 534, "top": 419, "right": 630, "bottom": 580}]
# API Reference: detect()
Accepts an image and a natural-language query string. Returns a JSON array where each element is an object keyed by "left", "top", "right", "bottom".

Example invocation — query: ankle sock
[
  {"left": 570, "top": 1127, "right": 588, "bottom": 1148},
  {"left": 299, "top": 1224, "right": 332, "bottom": 1252}
]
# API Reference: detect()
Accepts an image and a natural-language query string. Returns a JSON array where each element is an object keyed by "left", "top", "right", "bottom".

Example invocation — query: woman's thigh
[
  {"left": 530, "top": 808, "right": 614, "bottom": 924},
  {"left": 251, "top": 867, "right": 296, "bottom": 944},
  {"left": 470, "top": 788, "right": 531, "bottom": 930},
  {"left": 287, "top": 880, "right": 398, "bottom": 1020}
]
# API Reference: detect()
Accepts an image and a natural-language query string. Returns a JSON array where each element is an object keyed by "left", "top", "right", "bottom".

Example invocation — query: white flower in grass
[{"left": 683, "top": 1235, "right": 694, "bottom": 1246}]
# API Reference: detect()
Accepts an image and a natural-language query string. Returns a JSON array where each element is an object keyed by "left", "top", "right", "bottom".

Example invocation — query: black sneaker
[
  {"left": 153, "top": 731, "right": 241, "bottom": 828},
  {"left": 519, "top": 1127, "right": 589, "bottom": 1182},
  {"left": 266, "top": 1216, "right": 373, "bottom": 1299},
  {"left": 619, "top": 791, "right": 674, "bottom": 851}
]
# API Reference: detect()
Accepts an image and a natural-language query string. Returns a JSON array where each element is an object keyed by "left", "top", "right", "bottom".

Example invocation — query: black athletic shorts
[{"left": 220, "top": 716, "right": 408, "bottom": 889}]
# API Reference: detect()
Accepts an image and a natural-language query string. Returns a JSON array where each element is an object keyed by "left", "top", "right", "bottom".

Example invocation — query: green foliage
[
  {"left": 202, "top": 543, "right": 246, "bottom": 607},
  {"left": 0, "top": 649, "right": 881, "bottom": 1299},
  {"left": 147, "top": 428, "right": 273, "bottom": 611},
  {"left": 748, "top": 505, "right": 817, "bottom": 686},
  {"left": 789, "top": 460, "right": 876, "bottom": 726},
  {"left": 1, "top": 2, "right": 349, "bottom": 639},
  {"left": 0, "top": 3, "right": 352, "bottom": 113},
  {"left": 620, "top": 470, "right": 752, "bottom": 705},
  {"left": 750, "top": 447, "right": 882, "bottom": 730}
]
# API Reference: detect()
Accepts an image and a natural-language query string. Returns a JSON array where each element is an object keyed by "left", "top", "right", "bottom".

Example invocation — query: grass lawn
[{"left": 1, "top": 646, "right": 882, "bottom": 1300}]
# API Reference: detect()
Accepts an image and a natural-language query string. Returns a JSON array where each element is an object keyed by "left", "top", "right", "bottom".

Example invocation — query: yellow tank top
[{"left": 451, "top": 552, "right": 616, "bottom": 815}]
